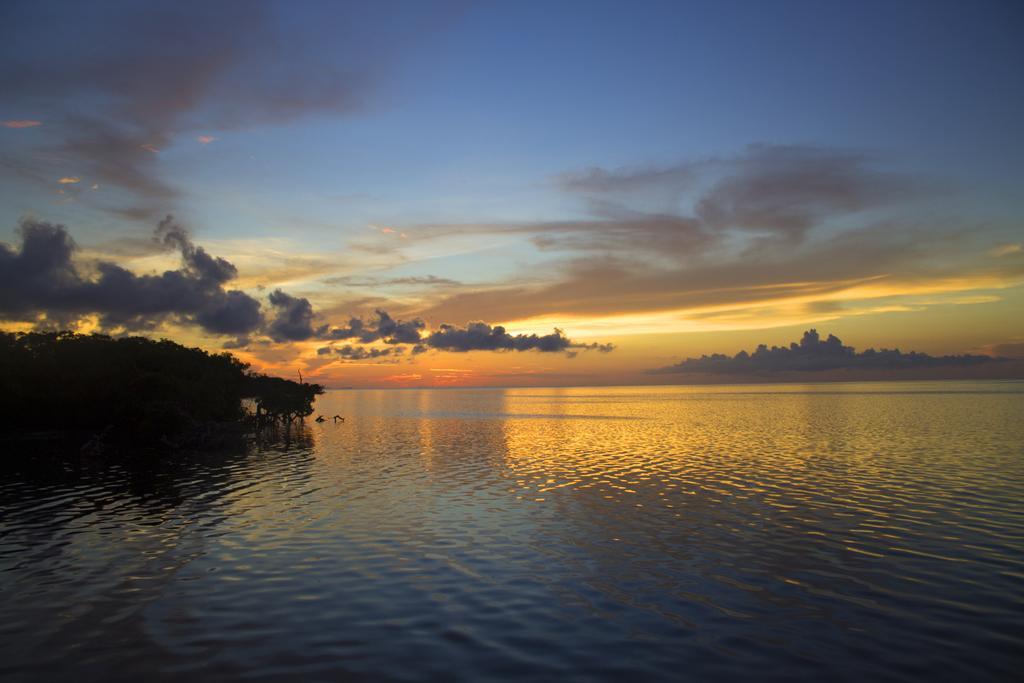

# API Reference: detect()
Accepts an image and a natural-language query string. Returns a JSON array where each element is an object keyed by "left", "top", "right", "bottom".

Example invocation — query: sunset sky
[{"left": 2, "top": 0, "right": 1022, "bottom": 387}]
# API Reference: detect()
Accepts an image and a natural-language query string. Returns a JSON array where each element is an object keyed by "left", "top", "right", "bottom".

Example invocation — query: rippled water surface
[{"left": 2, "top": 382, "right": 1023, "bottom": 681}]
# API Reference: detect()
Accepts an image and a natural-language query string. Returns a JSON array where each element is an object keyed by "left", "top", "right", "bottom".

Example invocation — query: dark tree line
[{"left": 0, "top": 332, "right": 323, "bottom": 448}]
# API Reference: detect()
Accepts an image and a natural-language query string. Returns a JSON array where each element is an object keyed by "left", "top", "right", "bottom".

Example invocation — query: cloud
[
  {"left": 0, "top": 216, "right": 262, "bottom": 335},
  {"left": 2, "top": 120, "right": 42, "bottom": 128},
  {"left": 555, "top": 145, "right": 923, "bottom": 240},
  {"left": 375, "top": 309, "right": 425, "bottom": 343},
  {"left": 529, "top": 208, "right": 712, "bottom": 253},
  {"left": 319, "top": 309, "right": 425, "bottom": 344},
  {"left": 424, "top": 321, "right": 607, "bottom": 354},
  {"left": 196, "top": 135, "right": 217, "bottom": 144},
  {"left": 154, "top": 214, "right": 237, "bottom": 284},
  {"left": 990, "top": 243, "right": 1022, "bottom": 257},
  {"left": 222, "top": 336, "right": 251, "bottom": 350},
  {"left": 266, "top": 289, "right": 316, "bottom": 342},
  {"left": 415, "top": 219, "right": 1024, "bottom": 327},
  {"left": 576, "top": 341, "right": 616, "bottom": 353},
  {"left": 387, "top": 209, "right": 713, "bottom": 257},
  {"left": 695, "top": 145, "right": 925, "bottom": 238},
  {"left": 58, "top": 177, "right": 81, "bottom": 184},
  {"left": 380, "top": 145, "right": 925, "bottom": 261},
  {"left": 0, "top": 0, "right": 445, "bottom": 215},
  {"left": 555, "top": 163, "right": 696, "bottom": 194},
  {"left": 55, "top": 118, "right": 179, "bottom": 205},
  {"left": 981, "top": 341, "right": 1024, "bottom": 359},
  {"left": 313, "top": 309, "right": 612, "bottom": 357},
  {"left": 650, "top": 329, "right": 999, "bottom": 375},
  {"left": 319, "top": 344, "right": 401, "bottom": 361},
  {"left": 323, "top": 274, "right": 463, "bottom": 288},
  {"left": 426, "top": 321, "right": 567, "bottom": 352},
  {"left": 0, "top": 219, "right": 616, "bottom": 358}
]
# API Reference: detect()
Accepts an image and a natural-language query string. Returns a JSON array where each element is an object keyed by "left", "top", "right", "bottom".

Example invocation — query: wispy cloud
[
  {"left": 555, "top": 163, "right": 696, "bottom": 195},
  {"left": 322, "top": 274, "right": 463, "bottom": 288},
  {"left": 979, "top": 341, "right": 1024, "bottom": 359},
  {"left": 990, "top": 243, "right": 1022, "bottom": 257},
  {"left": 0, "top": 0, "right": 448, "bottom": 217},
  {"left": 414, "top": 220, "right": 1024, "bottom": 328},
  {"left": 364, "top": 147, "right": 1011, "bottom": 332},
  {"left": 2, "top": 119, "right": 42, "bottom": 128},
  {"left": 695, "top": 145, "right": 925, "bottom": 239},
  {"left": 380, "top": 145, "right": 930, "bottom": 259}
]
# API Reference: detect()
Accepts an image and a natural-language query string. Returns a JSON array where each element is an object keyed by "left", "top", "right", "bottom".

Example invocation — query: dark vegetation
[{"left": 0, "top": 332, "right": 323, "bottom": 450}]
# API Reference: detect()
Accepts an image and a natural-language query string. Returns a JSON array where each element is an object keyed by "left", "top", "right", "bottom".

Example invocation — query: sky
[{"left": 1, "top": 0, "right": 1022, "bottom": 387}]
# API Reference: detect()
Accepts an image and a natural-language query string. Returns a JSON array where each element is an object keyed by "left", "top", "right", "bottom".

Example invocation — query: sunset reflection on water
[{"left": 2, "top": 382, "right": 1022, "bottom": 681}]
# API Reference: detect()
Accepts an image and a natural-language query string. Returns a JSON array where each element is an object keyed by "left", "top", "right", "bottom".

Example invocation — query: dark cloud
[
  {"left": 154, "top": 215, "right": 237, "bottom": 284},
  {"left": 0, "top": 217, "right": 262, "bottom": 335},
  {"left": 266, "top": 289, "right": 316, "bottom": 342},
  {"left": 319, "top": 316, "right": 368, "bottom": 341},
  {"left": 315, "top": 343, "right": 402, "bottom": 363},
  {"left": 192, "top": 290, "right": 263, "bottom": 335},
  {"left": 319, "top": 309, "right": 424, "bottom": 344},
  {"left": 316, "top": 311, "right": 611, "bottom": 357},
  {"left": 1, "top": 219, "right": 619, "bottom": 357},
  {"left": 424, "top": 321, "right": 606, "bottom": 354},
  {"left": 650, "top": 329, "right": 999, "bottom": 375},
  {"left": 374, "top": 309, "right": 426, "bottom": 344},
  {"left": 333, "top": 345, "right": 401, "bottom": 361}
]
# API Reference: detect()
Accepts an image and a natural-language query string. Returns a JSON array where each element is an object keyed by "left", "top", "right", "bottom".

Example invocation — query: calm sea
[{"left": 2, "top": 382, "right": 1023, "bottom": 681}]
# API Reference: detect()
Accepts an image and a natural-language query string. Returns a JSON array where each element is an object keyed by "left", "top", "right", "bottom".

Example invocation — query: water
[{"left": 2, "top": 381, "right": 1023, "bottom": 681}]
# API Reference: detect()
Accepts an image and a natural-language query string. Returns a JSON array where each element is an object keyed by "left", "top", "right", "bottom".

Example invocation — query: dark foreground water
[{"left": 2, "top": 382, "right": 1023, "bottom": 681}]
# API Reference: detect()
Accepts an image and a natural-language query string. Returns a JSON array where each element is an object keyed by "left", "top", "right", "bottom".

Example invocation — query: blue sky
[{"left": 1, "top": 0, "right": 1022, "bottom": 385}]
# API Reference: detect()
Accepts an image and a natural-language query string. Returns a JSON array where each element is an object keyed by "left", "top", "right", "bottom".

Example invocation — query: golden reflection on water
[{"left": 312, "top": 382, "right": 1024, "bottom": 567}]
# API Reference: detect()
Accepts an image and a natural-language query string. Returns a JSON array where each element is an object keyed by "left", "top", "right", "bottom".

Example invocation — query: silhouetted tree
[
  {"left": 0, "top": 331, "right": 323, "bottom": 449},
  {"left": 244, "top": 374, "right": 324, "bottom": 426}
]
